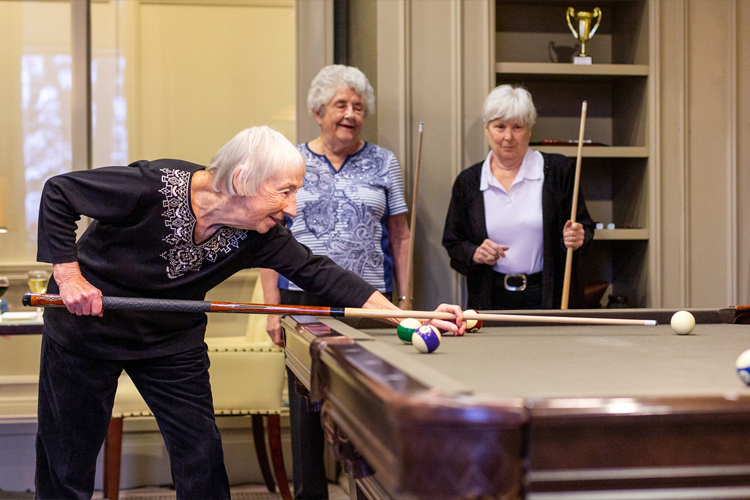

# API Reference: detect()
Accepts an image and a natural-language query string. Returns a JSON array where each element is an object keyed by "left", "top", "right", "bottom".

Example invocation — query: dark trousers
[
  {"left": 35, "top": 335, "right": 230, "bottom": 500},
  {"left": 286, "top": 367, "right": 328, "bottom": 500}
]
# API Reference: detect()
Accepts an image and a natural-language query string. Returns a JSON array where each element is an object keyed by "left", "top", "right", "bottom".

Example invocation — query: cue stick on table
[
  {"left": 560, "top": 101, "right": 588, "bottom": 310},
  {"left": 24, "top": 293, "right": 657, "bottom": 326},
  {"left": 403, "top": 122, "right": 424, "bottom": 311}
]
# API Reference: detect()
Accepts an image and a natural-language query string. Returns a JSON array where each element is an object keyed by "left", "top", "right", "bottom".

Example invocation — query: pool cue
[
  {"left": 403, "top": 122, "right": 424, "bottom": 311},
  {"left": 24, "top": 293, "right": 657, "bottom": 326},
  {"left": 560, "top": 101, "right": 588, "bottom": 310}
]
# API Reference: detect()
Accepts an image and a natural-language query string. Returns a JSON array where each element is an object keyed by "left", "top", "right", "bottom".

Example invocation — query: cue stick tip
[{"left": 645, "top": 319, "right": 657, "bottom": 326}]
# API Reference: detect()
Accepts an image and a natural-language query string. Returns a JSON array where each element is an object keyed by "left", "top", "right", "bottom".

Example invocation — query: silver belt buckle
[{"left": 504, "top": 273, "right": 527, "bottom": 292}]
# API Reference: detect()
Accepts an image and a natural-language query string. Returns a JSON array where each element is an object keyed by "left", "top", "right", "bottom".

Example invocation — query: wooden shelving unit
[
  {"left": 496, "top": 62, "right": 649, "bottom": 77},
  {"left": 496, "top": 0, "right": 651, "bottom": 307}
]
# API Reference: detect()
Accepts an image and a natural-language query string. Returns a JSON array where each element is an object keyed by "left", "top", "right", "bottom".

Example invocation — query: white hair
[
  {"left": 207, "top": 126, "right": 305, "bottom": 196},
  {"left": 482, "top": 84, "right": 537, "bottom": 128},
  {"left": 307, "top": 64, "right": 375, "bottom": 117}
]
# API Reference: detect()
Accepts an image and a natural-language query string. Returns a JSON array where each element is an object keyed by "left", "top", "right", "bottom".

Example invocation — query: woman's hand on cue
[
  {"left": 472, "top": 239, "right": 508, "bottom": 266},
  {"left": 429, "top": 304, "right": 466, "bottom": 337},
  {"left": 53, "top": 262, "right": 103, "bottom": 316},
  {"left": 563, "top": 220, "right": 585, "bottom": 250},
  {"left": 265, "top": 315, "right": 283, "bottom": 347}
]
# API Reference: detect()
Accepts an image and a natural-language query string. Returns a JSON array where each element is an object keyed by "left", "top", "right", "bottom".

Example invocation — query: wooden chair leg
[
  {"left": 103, "top": 417, "right": 123, "bottom": 500},
  {"left": 267, "top": 414, "right": 292, "bottom": 500},
  {"left": 251, "top": 414, "right": 276, "bottom": 493}
]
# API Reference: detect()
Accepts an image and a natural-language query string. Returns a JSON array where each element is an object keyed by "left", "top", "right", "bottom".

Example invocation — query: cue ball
[
  {"left": 412, "top": 325, "right": 441, "bottom": 354},
  {"left": 397, "top": 318, "right": 421, "bottom": 344},
  {"left": 670, "top": 310, "right": 695, "bottom": 335},
  {"left": 736, "top": 350, "right": 750, "bottom": 385},
  {"left": 465, "top": 309, "right": 483, "bottom": 333}
]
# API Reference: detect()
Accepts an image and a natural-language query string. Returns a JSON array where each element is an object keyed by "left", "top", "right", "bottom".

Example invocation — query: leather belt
[{"left": 498, "top": 271, "right": 543, "bottom": 292}]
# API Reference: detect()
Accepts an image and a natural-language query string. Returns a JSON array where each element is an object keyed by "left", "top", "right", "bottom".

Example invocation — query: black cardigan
[{"left": 442, "top": 153, "right": 595, "bottom": 310}]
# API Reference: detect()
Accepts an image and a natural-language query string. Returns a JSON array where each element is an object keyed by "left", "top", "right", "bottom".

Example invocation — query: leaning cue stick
[
  {"left": 560, "top": 101, "right": 588, "bottom": 310},
  {"left": 403, "top": 122, "right": 424, "bottom": 311},
  {"left": 24, "top": 293, "right": 657, "bottom": 326}
]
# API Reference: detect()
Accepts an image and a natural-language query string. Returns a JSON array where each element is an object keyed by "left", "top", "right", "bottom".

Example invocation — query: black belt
[{"left": 495, "top": 271, "right": 542, "bottom": 292}]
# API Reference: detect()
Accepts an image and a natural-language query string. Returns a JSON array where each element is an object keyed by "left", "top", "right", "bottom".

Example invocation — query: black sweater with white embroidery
[{"left": 37, "top": 159, "right": 375, "bottom": 359}]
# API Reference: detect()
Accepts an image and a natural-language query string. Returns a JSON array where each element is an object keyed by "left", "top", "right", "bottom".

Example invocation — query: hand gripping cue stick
[{"left": 24, "top": 293, "right": 657, "bottom": 326}]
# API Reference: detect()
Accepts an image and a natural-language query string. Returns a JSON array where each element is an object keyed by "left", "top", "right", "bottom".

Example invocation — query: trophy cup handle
[
  {"left": 566, "top": 7, "right": 579, "bottom": 39},
  {"left": 589, "top": 7, "right": 602, "bottom": 38}
]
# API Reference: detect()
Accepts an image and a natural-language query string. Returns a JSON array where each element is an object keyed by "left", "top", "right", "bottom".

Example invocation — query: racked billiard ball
[
  {"left": 397, "top": 318, "right": 421, "bottom": 344},
  {"left": 413, "top": 324, "right": 441, "bottom": 353},
  {"left": 465, "top": 309, "right": 483, "bottom": 333}
]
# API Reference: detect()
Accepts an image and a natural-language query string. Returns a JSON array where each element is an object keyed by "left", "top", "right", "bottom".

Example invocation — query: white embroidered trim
[{"left": 159, "top": 169, "right": 247, "bottom": 279}]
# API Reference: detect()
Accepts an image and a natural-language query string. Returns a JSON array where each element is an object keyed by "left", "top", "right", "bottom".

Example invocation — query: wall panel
[
  {"left": 737, "top": 0, "right": 750, "bottom": 305},
  {"left": 658, "top": 0, "right": 743, "bottom": 308},
  {"left": 367, "top": 0, "right": 492, "bottom": 308},
  {"left": 134, "top": 1, "right": 296, "bottom": 163},
  {"left": 685, "top": 0, "right": 735, "bottom": 307}
]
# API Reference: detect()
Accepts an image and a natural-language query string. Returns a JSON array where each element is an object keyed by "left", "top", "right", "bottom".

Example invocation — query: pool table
[{"left": 281, "top": 308, "right": 750, "bottom": 500}]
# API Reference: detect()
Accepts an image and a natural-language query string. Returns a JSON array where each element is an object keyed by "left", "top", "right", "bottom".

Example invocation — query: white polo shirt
[{"left": 481, "top": 148, "right": 545, "bottom": 275}]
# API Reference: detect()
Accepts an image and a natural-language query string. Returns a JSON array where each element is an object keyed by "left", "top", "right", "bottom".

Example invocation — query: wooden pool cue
[
  {"left": 24, "top": 293, "right": 657, "bottom": 326},
  {"left": 560, "top": 101, "right": 588, "bottom": 310},
  {"left": 403, "top": 121, "right": 424, "bottom": 311}
]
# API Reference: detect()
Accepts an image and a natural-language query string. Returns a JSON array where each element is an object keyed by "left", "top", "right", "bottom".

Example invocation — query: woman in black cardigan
[{"left": 442, "top": 85, "right": 594, "bottom": 310}]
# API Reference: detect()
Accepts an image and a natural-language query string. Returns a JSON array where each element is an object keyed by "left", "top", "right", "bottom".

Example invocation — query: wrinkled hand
[
  {"left": 563, "top": 220, "right": 585, "bottom": 250},
  {"left": 54, "top": 262, "right": 103, "bottom": 316},
  {"left": 428, "top": 303, "right": 466, "bottom": 337},
  {"left": 472, "top": 239, "right": 509, "bottom": 266},
  {"left": 266, "top": 314, "right": 283, "bottom": 347}
]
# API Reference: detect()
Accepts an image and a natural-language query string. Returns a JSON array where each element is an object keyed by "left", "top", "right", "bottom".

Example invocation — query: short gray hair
[
  {"left": 482, "top": 84, "right": 537, "bottom": 128},
  {"left": 207, "top": 126, "right": 305, "bottom": 196},
  {"left": 307, "top": 65, "right": 375, "bottom": 117}
]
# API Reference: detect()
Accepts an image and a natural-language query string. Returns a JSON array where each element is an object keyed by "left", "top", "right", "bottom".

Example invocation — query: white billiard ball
[{"left": 670, "top": 310, "right": 695, "bottom": 335}]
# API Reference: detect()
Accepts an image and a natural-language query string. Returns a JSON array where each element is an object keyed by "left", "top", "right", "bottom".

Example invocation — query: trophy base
[{"left": 574, "top": 56, "right": 593, "bottom": 65}]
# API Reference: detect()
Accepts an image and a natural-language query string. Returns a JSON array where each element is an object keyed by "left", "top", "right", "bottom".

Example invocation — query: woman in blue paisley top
[
  {"left": 34, "top": 126, "right": 467, "bottom": 500},
  {"left": 260, "top": 65, "right": 412, "bottom": 500}
]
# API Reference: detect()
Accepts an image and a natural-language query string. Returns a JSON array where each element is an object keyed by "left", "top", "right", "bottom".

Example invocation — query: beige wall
[
  {"left": 126, "top": 0, "right": 296, "bottom": 162},
  {"left": 0, "top": 0, "right": 296, "bottom": 313},
  {"left": 3, "top": 1, "right": 749, "bottom": 309},
  {"left": 740, "top": 0, "right": 750, "bottom": 305},
  {"left": 348, "top": 0, "right": 494, "bottom": 310},
  {"left": 296, "top": 0, "right": 333, "bottom": 143},
  {"left": 350, "top": 0, "right": 750, "bottom": 309},
  {"left": 658, "top": 0, "right": 748, "bottom": 308},
  {"left": 0, "top": 1, "right": 72, "bottom": 263}
]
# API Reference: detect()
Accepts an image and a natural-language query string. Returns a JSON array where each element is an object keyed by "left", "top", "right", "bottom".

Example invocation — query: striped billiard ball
[
  {"left": 465, "top": 309, "right": 483, "bottom": 333},
  {"left": 736, "top": 349, "right": 750, "bottom": 385},
  {"left": 412, "top": 324, "right": 441, "bottom": 354}
]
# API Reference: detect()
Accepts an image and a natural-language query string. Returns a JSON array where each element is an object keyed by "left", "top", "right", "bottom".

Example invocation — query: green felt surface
[{"left": 356, "top": 324, "right": 750, "bottom": 399}]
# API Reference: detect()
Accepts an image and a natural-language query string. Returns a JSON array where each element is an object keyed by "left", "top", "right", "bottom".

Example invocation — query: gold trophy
[{"left": 566, "top": 7, "right": 602, "bottom": 65}]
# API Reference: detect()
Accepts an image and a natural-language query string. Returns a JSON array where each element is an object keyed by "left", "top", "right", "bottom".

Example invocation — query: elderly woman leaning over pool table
[{"left": 34, "top": 125, "right": 466, "bottom": 500}]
